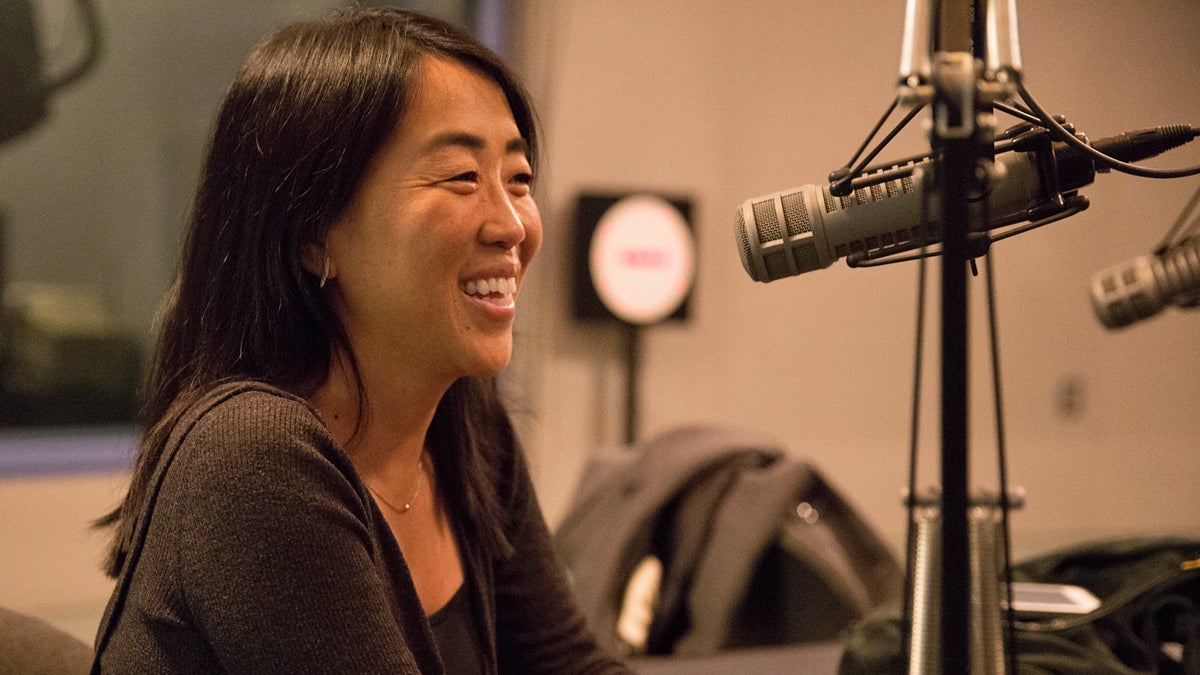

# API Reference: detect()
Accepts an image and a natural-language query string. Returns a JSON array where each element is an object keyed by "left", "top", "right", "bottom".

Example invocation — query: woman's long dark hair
[{"left": 98, "top": 7, "right": 538, "bottom": 578}]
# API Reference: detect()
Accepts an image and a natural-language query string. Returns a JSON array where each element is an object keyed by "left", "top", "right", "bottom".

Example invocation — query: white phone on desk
[{"left": 1004, "top": 581, "right": 1102, "bottom": 615}]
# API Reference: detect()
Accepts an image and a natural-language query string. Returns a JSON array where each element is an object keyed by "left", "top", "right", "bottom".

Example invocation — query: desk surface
[{"left": 633, "top": 642, "right": 845, "bottom": 674}]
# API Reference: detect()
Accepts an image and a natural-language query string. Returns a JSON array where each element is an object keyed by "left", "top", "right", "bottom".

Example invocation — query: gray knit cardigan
[{"left": 91, "top": 381, "right": 627, "bottom": 674}]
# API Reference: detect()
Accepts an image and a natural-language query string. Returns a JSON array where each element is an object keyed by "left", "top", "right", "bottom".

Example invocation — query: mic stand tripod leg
[{"left": 906, "top": 490, "right": 1022, "bottom": 675}]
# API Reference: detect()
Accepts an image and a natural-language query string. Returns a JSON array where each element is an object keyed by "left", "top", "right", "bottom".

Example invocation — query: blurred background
[{"left": 1, "top": 0, "right": 1197, "bottom": 647}]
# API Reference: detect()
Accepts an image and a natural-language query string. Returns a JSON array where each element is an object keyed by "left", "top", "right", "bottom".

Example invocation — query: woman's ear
[{"left": 302, "top": 244, "right": 336, "bottom": 287}]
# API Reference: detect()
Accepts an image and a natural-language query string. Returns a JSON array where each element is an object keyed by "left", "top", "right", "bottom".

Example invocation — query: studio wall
[{"left": 509, "top": 0, "right": 1200, "bottom": 558}]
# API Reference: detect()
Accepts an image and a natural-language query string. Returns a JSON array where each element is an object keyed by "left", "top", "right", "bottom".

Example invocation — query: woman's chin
[{"left": 463, "top": 343, "right": 513, "bottom": 379}]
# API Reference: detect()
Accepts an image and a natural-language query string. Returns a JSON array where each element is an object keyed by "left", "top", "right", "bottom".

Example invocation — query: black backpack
[{"left": 554, "top": 425, "right": 904, "bottom": 658}]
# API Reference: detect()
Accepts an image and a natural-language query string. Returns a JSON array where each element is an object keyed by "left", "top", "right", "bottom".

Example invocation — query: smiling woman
[
  {"left": 314, "top": 56, "right": 542, "bottom": 393},
  {"left": 88, "top": 8, "right": 628, "bottom": 674}
]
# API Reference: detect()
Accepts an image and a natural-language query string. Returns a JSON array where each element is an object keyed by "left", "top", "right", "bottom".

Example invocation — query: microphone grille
[
  {"left": 749, "top": 197, "right": 796, "bottom": 281},
  {"left": 752, "top": 198, "right": 782, "bottom": 241},
  {"left": 1090, "top": 256, "right": 1161, "bottom": 328},
  {"left": 736, "top": 208, "right": 755, "bottom": 275},
  {"left": 735, "top": 187, "right": 827, "bottom": 282},
  {"left": 781, "top": 190, "right": 811, "bottom": 236}
]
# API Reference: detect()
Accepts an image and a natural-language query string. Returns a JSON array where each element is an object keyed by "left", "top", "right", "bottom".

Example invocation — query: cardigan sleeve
[
  {"left": 491, "top": 447, "right": 632, "bottom": 674},
  {"left": 157, "top": 390, "right": 433, "bottom": 674}
]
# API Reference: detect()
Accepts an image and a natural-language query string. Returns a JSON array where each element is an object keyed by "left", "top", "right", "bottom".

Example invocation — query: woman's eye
[
  {"left": 448, "top": 171, "right": 478, "bottom": 183},
  {"left": 510, "top": 173, "right": 534, "bottom": 193},
  {"left": 507, "top": 174, "right": 534, "bottom": 197}
]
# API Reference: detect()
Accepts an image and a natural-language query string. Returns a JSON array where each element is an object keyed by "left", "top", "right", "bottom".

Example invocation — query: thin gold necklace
[{"left": 367, "top": 454, "right": 424, "bottom": 515}]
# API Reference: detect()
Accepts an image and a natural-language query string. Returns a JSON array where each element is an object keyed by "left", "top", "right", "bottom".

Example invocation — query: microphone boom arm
[{"left": 847, "top": 193, "right": 1089, "bottom": 269}]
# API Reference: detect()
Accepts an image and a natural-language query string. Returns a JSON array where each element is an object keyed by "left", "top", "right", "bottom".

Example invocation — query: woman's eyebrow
[
  {"left": 420, "top": 132, "right": 529, "bottom": 157},
  {"left": 422, "top": 131, "right": 484, "bottom": 153},
  {"left": 505, "top": 137, "right": 529, "bottom": 157}
]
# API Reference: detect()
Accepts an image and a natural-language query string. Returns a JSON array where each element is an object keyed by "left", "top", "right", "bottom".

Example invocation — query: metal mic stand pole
[
  {"left": 929, "top": 1, "right": 989, "bottom": 672},
  {"left": 932, "top": 60, "right": 974, "bottom": 675}
]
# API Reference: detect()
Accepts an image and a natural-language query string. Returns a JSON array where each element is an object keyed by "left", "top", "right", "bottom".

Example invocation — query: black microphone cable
[
  {"left": 983, "top": 249, "right": 1021, "bottom": 675},
  {"left": 829, "top": 73, "right": 1200, "bottom": 201},
  {"left": 1012, "top": 71, "right": 1200, "bottom": 180}
]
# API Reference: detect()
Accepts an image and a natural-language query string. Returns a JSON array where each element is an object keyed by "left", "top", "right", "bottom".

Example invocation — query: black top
[{"left": 429, "top": 583, "right": 487, "bottom": 674}]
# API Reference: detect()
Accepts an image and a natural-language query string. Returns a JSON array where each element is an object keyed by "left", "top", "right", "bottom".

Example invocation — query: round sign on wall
[{"left": 587, "top": 194, "right": 696, "bottom": 325}]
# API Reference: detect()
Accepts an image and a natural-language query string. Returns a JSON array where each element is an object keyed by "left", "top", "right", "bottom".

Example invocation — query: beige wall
[
  {"left": 0, "top": 472, "right": 125, "bottom": 641},
  {"left": 510, "top": 0, "right": 1200, "bottom": 558}
]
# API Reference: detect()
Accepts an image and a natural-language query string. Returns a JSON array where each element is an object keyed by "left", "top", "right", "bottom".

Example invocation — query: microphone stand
[
  {"left": 925, "top": 1, "right": 993, "bottom": 671},
  {"left": 921, "top": 0, "right": 1017, "bottom": 667},
  {"left": 932, "top": 60, "right": 978, "bottom": 672},
  {"left": 837, "top": 2, "right": 1195, "bottom": 669}
]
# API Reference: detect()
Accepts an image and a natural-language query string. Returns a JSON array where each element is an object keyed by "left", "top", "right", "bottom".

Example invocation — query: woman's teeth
[{"left": 461, "top": 277, "right": 517, "bottom": 297}]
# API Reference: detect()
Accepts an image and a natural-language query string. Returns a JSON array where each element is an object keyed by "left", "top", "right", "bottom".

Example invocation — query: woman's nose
[{"left": 481, "top": 186, "right": 526, "bottom": 249}]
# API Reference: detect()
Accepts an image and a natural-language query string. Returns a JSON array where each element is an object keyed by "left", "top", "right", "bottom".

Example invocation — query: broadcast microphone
[
  {"left": 1089, "top": 237, "right": 1200, "bottom": 329},
  {"left": 735, "top": 126, "right": 1196, "bottom": 283}
]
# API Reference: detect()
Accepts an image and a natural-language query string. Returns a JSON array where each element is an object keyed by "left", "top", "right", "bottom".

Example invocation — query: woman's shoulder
[
  {"left": 180, "top": 379, "right": 320, "bottom": 432},
  {"left": 169, "top": 380, "right": 346, "bottom": 478},
  {"left": 152, "top": 380, "right": 368, "bottom": 529},
  {"left": 189, "top": 379, "right": 317, "bottom": 423}
]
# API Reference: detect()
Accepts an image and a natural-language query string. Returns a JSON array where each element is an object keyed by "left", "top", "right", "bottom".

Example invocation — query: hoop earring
[{"left": 319, "top": 256, "right": 331, "bottom": 289}]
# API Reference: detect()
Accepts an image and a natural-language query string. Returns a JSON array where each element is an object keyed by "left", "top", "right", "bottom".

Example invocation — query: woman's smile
[{"left": 460, "top": 276, "right": 518, "bottom": 310}]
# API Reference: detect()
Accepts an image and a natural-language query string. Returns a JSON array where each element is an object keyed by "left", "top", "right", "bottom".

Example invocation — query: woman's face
[{"left": 324, "top": 56, "right": 542, "bottom": 385}]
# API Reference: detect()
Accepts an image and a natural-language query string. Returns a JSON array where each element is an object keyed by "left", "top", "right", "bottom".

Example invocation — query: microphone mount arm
[{"left": 840, "top": 122, "right": 1092, "bottom": 270}]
